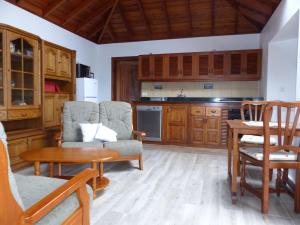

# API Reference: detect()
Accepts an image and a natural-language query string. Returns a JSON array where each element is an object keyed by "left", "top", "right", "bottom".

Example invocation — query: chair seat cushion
[
  {"left": 62, "top": 140, "right": 104, "bottom": 148},
  {"left": 240, "top": 147, "right": 297, "bottom": 161},
  {"left": 240, "top": 135, "right": 278, "bottom": 145},
  {"left": 103, "top": 140, "right": 142, "bottom": 156},
  {"left": 15, "top": 174, "right": 93, "bottom": 225}
]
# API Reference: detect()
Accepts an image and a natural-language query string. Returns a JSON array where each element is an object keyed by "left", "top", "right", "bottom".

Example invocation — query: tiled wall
[{"left": 141, "top": 81, "right": 261, "bottom": 97}]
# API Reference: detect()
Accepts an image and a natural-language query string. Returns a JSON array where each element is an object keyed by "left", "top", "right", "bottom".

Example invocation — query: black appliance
[
  {"left": 228, "top": 108, "right": 251, "bottom": 120},
  {"left": 76, "top": 63, "right": 91, "bottom": 78}
]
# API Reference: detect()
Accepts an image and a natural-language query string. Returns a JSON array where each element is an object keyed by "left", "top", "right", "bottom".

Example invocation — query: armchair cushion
[
  {"left": 63, "top": 101, "right": 100, "bottom": 142},
  {"left": 61, "top": 140, "right": 104, "bottom": 148},
  {"left": 0, "top": 122, "right": 24, "bottom": 209},
  {"left": 103, "top": 140, "right": 142, "bottom": 156},
  {"left": 99, "top": 101, "right": 133, "bottom": 140},
  {"left": 15, "top": 174, "right": 93, "bottom": 225}
]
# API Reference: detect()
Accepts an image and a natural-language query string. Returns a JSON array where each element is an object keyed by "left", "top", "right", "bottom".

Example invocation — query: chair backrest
[
  {"left": 63, "top": 101, "right": 100, "bottom": 142},
  {"left": 0, "top": 135, "right": 24, "bottom": 224},
  {"left": 241, "top": 101, "right": 268, "bottom": 121},
  {"left": 99, "top": 101, "right": 133, "bottom": 140},
  {"left": 263, "top": 101, "right": 300, "bottom": 156}
]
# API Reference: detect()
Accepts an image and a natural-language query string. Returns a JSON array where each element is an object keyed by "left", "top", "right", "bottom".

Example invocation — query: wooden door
[
  {"left": 152, "top": 55, "right": 164, "bottom": 79},
  {"left": 138, "top": 55, "right": 152, "bottom": 80},
  {"left": 244, "top": 50, "right": 261, "bottom": 79},
  {"left": 181, "top": 54, "right": 194, "bottom": 79},
  {"left": 194, "top": 53, "right": 210, "bottom": 79},
  {"left": 166, "top": 105, "right": 187, "bottom": 143},
  {"left": 167, "top": 55, "right": 181, "bottom": 79},
  {"left": 115, "top": 60, "right": 140, "bottom": 103},
  {"left": 28, "top": 134, "right": 54, "bottom": 150},
  {"left": 228, "top": 52, "right": 243, "bottom": 77},
  {"left": 6, "top": 31, "right": 40, "bottom": 111},
  {"left": 55, "top": 94, "right": 69, "bottom": 126},
  {"left": 43, "top": 93, "right": 56, "bottom": 127},
  {"left": 58, "top": 50, "right": 71, "bottom": 79},
  {"left": 43, "top": 44, "right": 58, "bottom": 76},
  {"left": 211, "top": 52, "right": 226, "bottom": 76},
  {"left": 206, "top": 117, "right": 220, "bottom": 145}
]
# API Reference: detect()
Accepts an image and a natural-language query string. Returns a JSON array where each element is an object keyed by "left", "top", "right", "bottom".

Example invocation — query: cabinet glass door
[
  {"left": 212, "top": 53, "right": 225, "bottom": 76},
  {"left": 10, "top": 37, "right": 35, "bottom": 106},
  {"left": 181, "top": 54, "right": 193, "bottom": 79},
  {"left": 229, "top": 53, "right": 242, "bottom": 76},
  {"left": 153, "top": 55, "right": 164, "bottom": 79},
  {"left": 0, "top": 31, "right": 4, "bottom": 106}
]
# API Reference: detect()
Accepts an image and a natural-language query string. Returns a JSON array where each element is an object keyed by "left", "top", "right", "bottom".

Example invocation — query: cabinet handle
[
  {"left": 211, "top": 110, "right": 216, "bottom": 113},
  {"left": 21, "top": 113, "right": 27, "bottom": 117}
]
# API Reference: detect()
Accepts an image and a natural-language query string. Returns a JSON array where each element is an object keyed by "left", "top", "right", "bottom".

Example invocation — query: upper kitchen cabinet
[
  {"left": 228, "top": 49, "right": 261, "bottom": 80},
  {"left": 43, "top": 42, "right": 72, "bottom": 81},
  {"left": 137, "top": 49, "right": 261, "bottom": 81},
  {"left": 6, "top": 30, "right": 41, "bottom": 120}
]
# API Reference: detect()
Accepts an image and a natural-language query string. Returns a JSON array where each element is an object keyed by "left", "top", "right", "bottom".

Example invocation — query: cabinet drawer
[
  {"left": 8, "top": 138, "right": 28, "bottom": 165},
  {"left": 0, "top": 110, "right": 7, "bottom": 121},
  {"left": 8, "top": 109, "right": 41, "bottom": 120},
  {"left": 206, "top": 107, "right": 221, "bottom": 117},
  {"left": 191, "top": 106, "right": 205, "bottom": 116}
]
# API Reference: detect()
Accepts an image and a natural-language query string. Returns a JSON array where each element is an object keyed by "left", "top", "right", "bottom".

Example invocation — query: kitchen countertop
[{"left": 136, "top": 97, "right": 264, "bottom": 103}]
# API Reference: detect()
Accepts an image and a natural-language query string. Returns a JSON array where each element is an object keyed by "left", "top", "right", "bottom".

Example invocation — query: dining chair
[
  {"left": 240, "top": 101, "right": 277, "bottom": 145},
  {"left": 240, "top": 101, "right": 300, "bottom": 214}
]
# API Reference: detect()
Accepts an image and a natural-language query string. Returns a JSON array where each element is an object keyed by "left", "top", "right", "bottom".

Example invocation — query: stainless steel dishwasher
[{"left": 136, "top": 105, "right": 162, "bottom": 141}]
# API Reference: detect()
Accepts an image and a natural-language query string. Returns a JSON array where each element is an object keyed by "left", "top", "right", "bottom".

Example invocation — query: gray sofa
[
  {"left": 0, "top": 122, "right": 95, "bottom": 225},
  {"left": 59, "top": 101, "right": 145, "bottom": 170}
]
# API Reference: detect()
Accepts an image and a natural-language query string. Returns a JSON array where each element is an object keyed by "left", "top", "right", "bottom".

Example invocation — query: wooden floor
[{"left": 18, "top": 144, "right": 300, "bottom": 225}]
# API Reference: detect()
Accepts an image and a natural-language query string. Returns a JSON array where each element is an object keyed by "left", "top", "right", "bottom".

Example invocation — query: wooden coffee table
[{"left": 20, "top": 147, "right": 119, "bottom": 198}]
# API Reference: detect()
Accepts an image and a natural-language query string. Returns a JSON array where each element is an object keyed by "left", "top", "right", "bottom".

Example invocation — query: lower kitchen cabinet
[
  {"left": 206, "top": 117, "right": 221, "bottom": 145},
  {"left": 165, "top": 105, "right": 188, "bottom": 144}
]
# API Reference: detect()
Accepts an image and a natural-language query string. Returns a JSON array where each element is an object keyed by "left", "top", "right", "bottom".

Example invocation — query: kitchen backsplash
[{"left": 141, "top": 81, "right": 261, "bottom": 97}]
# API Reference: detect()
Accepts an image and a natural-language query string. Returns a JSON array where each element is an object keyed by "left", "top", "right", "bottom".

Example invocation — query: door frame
[{"left": 111, "top": 56, "right": 139, "bottom": 101}]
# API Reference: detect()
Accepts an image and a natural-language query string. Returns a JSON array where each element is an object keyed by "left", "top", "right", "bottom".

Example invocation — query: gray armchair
[
  {"left": 0, "top": 122, "right": 95, "bottom": 225},
  {"left": 58, "top": 101, "right": 145, "bottom": 170}
]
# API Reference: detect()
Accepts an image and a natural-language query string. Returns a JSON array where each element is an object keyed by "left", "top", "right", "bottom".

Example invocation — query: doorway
[{"left": 112, "top": 57, "right": 140, "bottom": 103}]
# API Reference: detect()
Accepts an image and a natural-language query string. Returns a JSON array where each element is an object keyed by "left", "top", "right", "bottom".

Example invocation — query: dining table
[{"left": 227, "top": 119, "right": 300, "bottom": 211}]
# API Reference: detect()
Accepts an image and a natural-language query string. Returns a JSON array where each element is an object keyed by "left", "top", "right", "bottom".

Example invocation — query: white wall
[
  {"left": 97, "top": 34, "right": 260, "bottom": 101},
  {"left": 0, "top": 0, "right": 98, "bottom": 75},
  {"left": 267, "top": 38, "right": 298, "bottom": 101},
  {"left": 260, "top": 0, "right": 300, "bottom": 99}
]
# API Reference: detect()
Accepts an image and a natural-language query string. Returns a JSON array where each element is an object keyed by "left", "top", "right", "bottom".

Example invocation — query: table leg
[
  {"left": 231, "top": 129, "right": 239, "bottom": 204},
  {"left": 295, "top": 168, "right": 300, "bottom": 213},
  {"left": 91, "top": 162, "right": 98, "bottom": 199},
  {"left": 34, "top": 161, "right": 41, "bottom": 176},
  {"left": 99, "top": 162, "right": 104, "bottom": 177},
  {"left": 49, "top": 162, "right": 54, "bottom": 177},
  {"left": 227, "top": 128, "right": 233, "bottom": 178}
]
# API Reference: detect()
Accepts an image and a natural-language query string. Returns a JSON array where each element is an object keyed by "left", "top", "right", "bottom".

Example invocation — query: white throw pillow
[
  {"left": 79, "top": 123, "right": 100, "bottom": 142},
  {"left": 95, "top": 124, "right": 117, "bottom": 142}
]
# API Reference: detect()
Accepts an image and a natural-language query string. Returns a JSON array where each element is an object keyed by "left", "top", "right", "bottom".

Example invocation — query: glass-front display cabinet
[{"left": 6, "top": 31, "right": 40, "bottom": 119}]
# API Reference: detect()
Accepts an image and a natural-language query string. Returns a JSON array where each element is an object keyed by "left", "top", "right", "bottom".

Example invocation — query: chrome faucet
[{"left": 177, "top": 88, "right": 186, "bottom": 97}]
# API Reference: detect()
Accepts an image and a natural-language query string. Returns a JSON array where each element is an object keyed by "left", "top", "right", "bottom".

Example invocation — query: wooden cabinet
[
  {"left": 44, "top": 93, "right": 69, "bottom": 128},
  {"left": 165, "top": 105, "right": 187, "bottom": 144},
  {"left": 6, "top": 30, "right": 41, "bottom": 118},
  {"left": 43, "top": 42, "right": 72, "bottom": 80},
  {"left": 190, "top": 106, "right": 221, "bottom": 146},
  {"left": 8, "top": 131, "right": 55, "bottom": 170},
  {"left": 0, "top": 29, "right": 7, "bottom": 120},
  {"left": 138, "top": 49, "right": 261, "bottom": 81}
]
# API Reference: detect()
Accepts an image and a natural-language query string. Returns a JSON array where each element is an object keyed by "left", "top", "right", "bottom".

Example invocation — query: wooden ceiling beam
[
  {"left": 162, "top": 0, "right": 172, "bottom": 38},
  {"left": 107, "top": 24, "right": 116, "bottom": 42},
  {"left": 61, "top": 0, "right": 94, "bottom": 26},
  {"left": 239, "top": 6, "right": 267, "bottom": 25},
  {"left": 211, "top": 0, "right": 215, "bottom": 35},
  {"left": 136, "top": 0, "right": 152, "bottom": 38},
  {"left": 225, "top": 0, "right": 260, "bottom": 32},
  {"left": 236, "top": 0, "right": 273, "bottom": 16},
  {"left": 97, "top": 0, "right": 120, "bottom": 43},
  {"left": 186, "top": 0, "right": 193, "bottom": 35},
  {"left": 117, "top": 3, "right": 134, "bottom": 37},
  {"left": 74, "top": 1, "right": 113, "bottom": 33},
  {"left": 43, "top": 0, "right": 65, "bottom": 17},
  {"left": 234, "top": 8, "right": 239, "bottom": 34}
]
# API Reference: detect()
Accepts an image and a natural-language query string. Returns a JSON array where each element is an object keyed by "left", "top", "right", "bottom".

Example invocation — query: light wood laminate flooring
[{"left": 18, "top": 144, "right": 300, "bottom": 225}]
